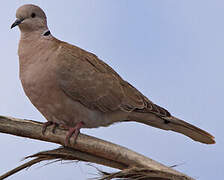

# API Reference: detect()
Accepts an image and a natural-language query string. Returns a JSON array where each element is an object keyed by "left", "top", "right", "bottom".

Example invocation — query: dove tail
[{"left": 129, "top": 112, "right": 215, "bottom": 144}]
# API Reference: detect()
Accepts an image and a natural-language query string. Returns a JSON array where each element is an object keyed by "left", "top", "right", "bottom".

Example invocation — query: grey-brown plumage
[{"left": 11, "top": 4, "right": 215, "bottom": 145}]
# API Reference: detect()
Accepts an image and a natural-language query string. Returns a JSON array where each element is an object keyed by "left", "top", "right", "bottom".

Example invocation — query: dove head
[{"left": 11, "top": 4, "right": 48, "bottom": 33}]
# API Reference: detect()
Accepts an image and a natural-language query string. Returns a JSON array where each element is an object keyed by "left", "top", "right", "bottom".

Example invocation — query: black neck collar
[{"left": 43, "top": 30, "right": 51, "bottom": 36}]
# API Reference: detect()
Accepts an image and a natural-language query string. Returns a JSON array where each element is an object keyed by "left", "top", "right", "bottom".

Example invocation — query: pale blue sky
[{"left": 0, "top": 1, "right": 223, "bottom": 179}]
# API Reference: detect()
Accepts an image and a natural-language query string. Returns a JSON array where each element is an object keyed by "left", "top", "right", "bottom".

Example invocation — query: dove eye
[{"left": 31, "top": 13, "right": 36, "bottom": 18}]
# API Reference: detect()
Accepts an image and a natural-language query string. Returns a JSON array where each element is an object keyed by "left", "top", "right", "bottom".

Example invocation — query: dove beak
[{"left": 11, "top": 18, "right": 23, "bottom": 29}]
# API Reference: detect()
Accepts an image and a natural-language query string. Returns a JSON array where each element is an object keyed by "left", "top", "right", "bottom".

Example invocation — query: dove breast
[{"left": 18, "top": 32, "right": 126, "bottom": 128}]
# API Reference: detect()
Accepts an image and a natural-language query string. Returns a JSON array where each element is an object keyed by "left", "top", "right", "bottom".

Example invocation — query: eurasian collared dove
[{"left": 11, "top": 4, "right": 215, "bottom": 146}]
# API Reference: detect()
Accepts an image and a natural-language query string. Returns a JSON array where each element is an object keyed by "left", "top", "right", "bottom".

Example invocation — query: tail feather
[
  {"left": 164, "top": 116, "right": 215, "bottom": 144},
  {"left": 129, "top": 112, "right": 215, "bottom": 144}
]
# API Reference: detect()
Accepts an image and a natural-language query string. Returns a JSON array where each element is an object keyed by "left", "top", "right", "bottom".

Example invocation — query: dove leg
[
  {"left": 65, "top": 121, "right": 84, "bottom": 146},
  {"left": 52, "top": 123, "right": 59, "bottom": 133},
  {"left": 42, "top": 121, "right": 59, "bottom": 134}
]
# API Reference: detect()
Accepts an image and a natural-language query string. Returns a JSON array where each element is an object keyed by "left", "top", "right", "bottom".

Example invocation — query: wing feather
[{"left": 56, "top": 41, "right": 170, "bottom": 117}]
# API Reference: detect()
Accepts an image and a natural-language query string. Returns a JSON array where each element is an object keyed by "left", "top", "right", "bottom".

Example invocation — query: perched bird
[{"left": 11, "top": 4, "right": 215, "bottom": 146}]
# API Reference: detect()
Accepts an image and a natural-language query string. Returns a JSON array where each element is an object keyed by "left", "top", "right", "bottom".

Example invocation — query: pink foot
[
  {"left": 52, "top": 123, "right": 59, "bottom": 133},
  {"left": 42, "top": 121, "right": 59, "bottom": 134},
  {"left": 64, "top": 121, "right": 84, "bottom": 147}
]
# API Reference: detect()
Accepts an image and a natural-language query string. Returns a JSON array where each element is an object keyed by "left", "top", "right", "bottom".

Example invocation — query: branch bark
[{"left": 0, "top": 116, "right": 194, "bottom": 180}]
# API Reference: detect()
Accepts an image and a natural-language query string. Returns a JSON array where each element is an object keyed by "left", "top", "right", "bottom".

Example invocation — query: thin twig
[{"left": 0, "top": 158, "right": 46, "bottom": 179}]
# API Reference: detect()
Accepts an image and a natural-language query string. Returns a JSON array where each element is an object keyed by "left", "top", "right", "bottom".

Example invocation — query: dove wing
[{"left": 56, "top": 41, "right": 169, "bottom": 116}]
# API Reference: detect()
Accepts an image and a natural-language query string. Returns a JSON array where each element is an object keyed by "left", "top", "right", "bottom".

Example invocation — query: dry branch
[{"left": 0, "top": 116, "right": 194, "bottom": 180}]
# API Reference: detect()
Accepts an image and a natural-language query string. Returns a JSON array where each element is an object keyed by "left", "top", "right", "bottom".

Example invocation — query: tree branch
[{"left": 0, "top": 116, "right": 194, "bottom": 180}]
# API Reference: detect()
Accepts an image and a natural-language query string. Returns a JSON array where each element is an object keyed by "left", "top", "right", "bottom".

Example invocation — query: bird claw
[
  {"left": 42, "top": 121, "right": 59, "bottom": 135},
  {"left": 52, "top": 123, "right": 59, "bottom": 134},
  {"left": 64, "top": 121, "right": 84, "bottom": 147}
]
